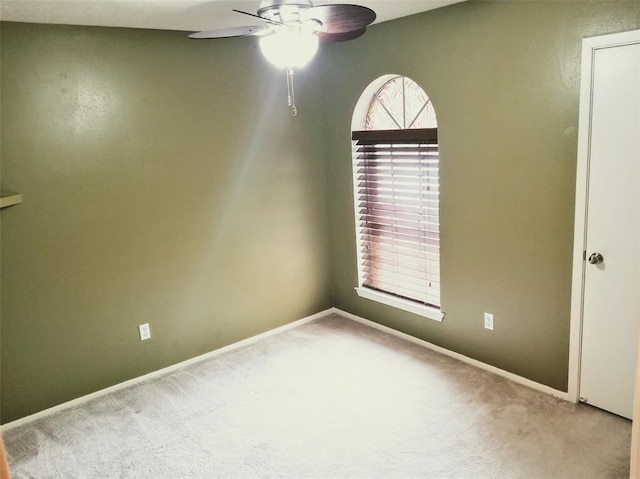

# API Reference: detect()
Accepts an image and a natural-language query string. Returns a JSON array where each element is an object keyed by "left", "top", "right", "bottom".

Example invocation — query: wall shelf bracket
[{"left": 0, "top": 194, "right": 23, "bottom": 209}]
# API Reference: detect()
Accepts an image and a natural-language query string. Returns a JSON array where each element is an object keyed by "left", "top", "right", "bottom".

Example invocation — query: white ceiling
[{"left": 0, "top": 0, "right": 465, "bottom": 33}]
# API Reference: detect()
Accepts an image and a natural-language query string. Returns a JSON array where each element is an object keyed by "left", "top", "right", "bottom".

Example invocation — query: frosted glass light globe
[{"left": 259, "top": 31, "right": 319, "bottom": 69}]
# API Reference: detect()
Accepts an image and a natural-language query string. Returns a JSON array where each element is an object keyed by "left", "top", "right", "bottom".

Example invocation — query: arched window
[
  {"left": 364, "top": 76, "right": 438, "bottom": 130},
  {"left": 352, "top": 75, "right": 443, "bottom": 321}
]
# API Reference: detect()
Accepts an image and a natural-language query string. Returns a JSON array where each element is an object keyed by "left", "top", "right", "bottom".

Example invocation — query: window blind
[{"left": 352, "top": 128, "right": 440, "bottom": 308}]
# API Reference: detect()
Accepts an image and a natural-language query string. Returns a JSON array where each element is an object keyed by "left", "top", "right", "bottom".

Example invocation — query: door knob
[{"left": 588, "top": 252, "right": 604, "bottom": 265}]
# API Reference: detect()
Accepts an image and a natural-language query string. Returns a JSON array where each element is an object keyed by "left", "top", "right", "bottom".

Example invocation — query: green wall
[
  {"left": 1, "top": 0, "right": 639, "bottom": 424},
  {"left": 319, "top": 0, "right": 640, "bottom": 392},
  {"left": 0, "top": 22, "right": 331, "bottom": 423}
]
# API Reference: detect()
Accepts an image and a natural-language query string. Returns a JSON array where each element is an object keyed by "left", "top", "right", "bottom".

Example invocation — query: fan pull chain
[{"left": 286, "top": 68, "right": 297, "bottom": 116}]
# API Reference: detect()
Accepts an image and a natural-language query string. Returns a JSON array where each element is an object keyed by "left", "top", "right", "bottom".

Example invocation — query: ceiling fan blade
[
  {"left": 300, "top": 4, "right": 376, "bottom": 34},
  {"left": 188, "top": 25, "right": 269, "bottom": 39},
  {"left": 318, "top": 27, "right": 367, "bottom": 43},
  {"left": 232, "top": 9, "right": 287, "bottom": 27}
]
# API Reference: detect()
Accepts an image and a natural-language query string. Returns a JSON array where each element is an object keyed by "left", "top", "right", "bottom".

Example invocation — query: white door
[{"left": 578, "top": 37, "right": 640, "bottom": 419}]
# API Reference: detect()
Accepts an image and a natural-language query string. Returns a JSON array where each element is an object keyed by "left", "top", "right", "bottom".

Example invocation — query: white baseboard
[
  {"left": 330, "top": 308, "right": 570, "bottom": 402},
  {"left": 1, "top": 308, "right": 335, "bottom": 432},
  {"left": 2, "top": 306, "right": 570, "bottom": 431}
]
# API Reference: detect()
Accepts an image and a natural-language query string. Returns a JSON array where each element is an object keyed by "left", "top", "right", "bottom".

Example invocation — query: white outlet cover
[
  {"left": 484, "top": 313, "right": 494, "bottom": 331},
  {"left": 139, "top": 323, "right": 151, "bottom": 341}
]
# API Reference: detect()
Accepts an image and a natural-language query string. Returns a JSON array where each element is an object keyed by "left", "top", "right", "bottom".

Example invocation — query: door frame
[{"left": 568, "top": 29, "right": 640, "bottom": 404}]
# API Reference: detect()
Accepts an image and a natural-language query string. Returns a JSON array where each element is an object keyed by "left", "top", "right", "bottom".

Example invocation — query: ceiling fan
[{"left": 189, "top": 1, "right": 377, "bottom": 115}]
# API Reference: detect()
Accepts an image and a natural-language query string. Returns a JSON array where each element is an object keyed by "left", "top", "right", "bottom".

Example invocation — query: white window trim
[{"left": 355, "top": 287, "right": 445, "bottom": 322}]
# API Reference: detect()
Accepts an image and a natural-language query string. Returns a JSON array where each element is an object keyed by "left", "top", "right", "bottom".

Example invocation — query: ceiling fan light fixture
[
  {"left": 190, "top": 1, "right": 376, "bottom": 114},
  {"left": 259, "top": 30, "right": 319, "bottom": 69}
]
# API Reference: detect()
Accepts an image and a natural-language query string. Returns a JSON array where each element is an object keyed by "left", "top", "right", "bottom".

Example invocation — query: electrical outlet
[
  {"left": 484, "top": 312, "right": 494, "bottom": 331},
  {"left": 138, "top": 323, "right": 151, "bottom": 341}
]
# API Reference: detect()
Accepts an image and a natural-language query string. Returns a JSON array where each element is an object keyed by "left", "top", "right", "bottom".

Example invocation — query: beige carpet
[{"left": 3, "top": 314, "right": 632, "bottom": 478}]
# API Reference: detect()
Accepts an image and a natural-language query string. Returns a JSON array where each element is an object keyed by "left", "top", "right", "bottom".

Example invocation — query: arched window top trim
[{"left": 352, "top": 75, "right": 437, "bottom": 132}]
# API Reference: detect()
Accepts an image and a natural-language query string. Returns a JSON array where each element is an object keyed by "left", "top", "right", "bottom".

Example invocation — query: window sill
[{"left": 355, "top": 287, "right": 445, "bottom": 322}]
